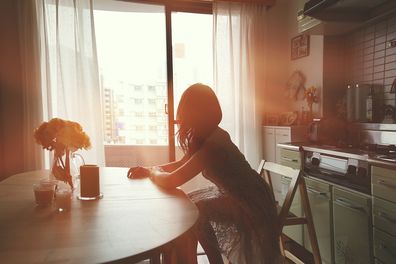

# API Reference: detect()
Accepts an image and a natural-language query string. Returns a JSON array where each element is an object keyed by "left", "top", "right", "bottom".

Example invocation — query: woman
[{"left": 128, "top": 83, "right": 281, "bottom": 264}]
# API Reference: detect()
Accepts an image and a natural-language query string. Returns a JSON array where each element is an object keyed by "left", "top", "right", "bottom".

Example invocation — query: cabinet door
[
  {"left": 372, "top": 166, "right": 396, "bottom": 203},
  {"left": 333, "top": 188, "right": 372, "bottom": 264},
  {"left": 275, "top": 128, "right": 291, "bottom": 164},
  {"left": 372, "top": 197, "right": 396, "bottom": 237},
  {"left": 305, "top": 177, "right": 333, "bottom": 264},
  {"left": 263, "top": 127, "right": 275, "bottom": 162},
  {"left": 281, "top": 176, "right": 303, "bottom": 245},
  {"left": 373, "top": 228, "right": 396, "bottom": 264}
]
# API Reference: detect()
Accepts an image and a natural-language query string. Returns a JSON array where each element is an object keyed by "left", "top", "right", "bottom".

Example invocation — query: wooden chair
[{"left": 257, "top": 160, "right": 322, "bottom": 264}]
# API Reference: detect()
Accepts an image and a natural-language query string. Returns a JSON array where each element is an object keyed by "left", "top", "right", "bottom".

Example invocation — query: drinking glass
[
  {"left": 55, "top": 188, "right": 72, "bottom": 212},
  {"left": 33, "top": 183, "right": 55, "bottom": 207}
]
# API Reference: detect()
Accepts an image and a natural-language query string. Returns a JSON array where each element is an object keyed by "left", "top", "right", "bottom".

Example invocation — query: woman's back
[{"left": 189, "top": 127, "right": 281, "bottom": 263}]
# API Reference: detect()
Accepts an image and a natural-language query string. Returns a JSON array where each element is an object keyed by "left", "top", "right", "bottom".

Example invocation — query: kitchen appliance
[
  {"left": 304, "top": 177, "right": 333, "bottom": 264},
  {"left": 308, "top": 117, "right": 347, "bottom": 145},
  {"left": 366, "top": 143, "right": 396, "bottom": 162},
  {"left": 303, "top": 0, "right": 391, "bottom": 22},
  {"left": 303, "top": 148, "right": 370, "bottom": 194},
  {"left": 303, "top": 142, "right": 396, "bottom": 195},
  {"left": 332, "top": 187, "right": 372, "bottom": 264},
  {"left": 303, "top": 145, "right": 374, "bottom": 263},
  {"left": 299, "top": 0, "right": 396, "bottom": 35},
  {"left": 346, "top": 84, "right": 370, "bottom": 122}
]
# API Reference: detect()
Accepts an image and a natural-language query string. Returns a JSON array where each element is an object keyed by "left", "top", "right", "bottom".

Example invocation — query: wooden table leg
[
  {"left": 161, "top": 243, "right": 177, "bottom": 264},
  {"left": 150, "top": 252, "right": 161, "bottom": 264}
]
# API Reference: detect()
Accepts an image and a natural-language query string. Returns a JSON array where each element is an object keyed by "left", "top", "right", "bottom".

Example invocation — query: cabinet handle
[
  {"left": 334, "top": 198, "right": 366, "bottom": 213},
  {"left": 281, "top": 157, "right": 298, "bottom": 162},
  {"left": 307, "top": 187, "right": 328, "bottom": 197},
  {"left": 378, "top": 179, "right": 396, "bottom": 189},
  {"left": 378, "top": 211, "right": 396, "bottom": 224}
]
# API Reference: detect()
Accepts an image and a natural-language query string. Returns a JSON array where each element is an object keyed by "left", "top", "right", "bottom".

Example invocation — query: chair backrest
[
  {"left": 257, "top": 160, "right": 302, "bottom": 232},
  {"left": 257, "top": 160, "right": 322, "bottom": 264}
]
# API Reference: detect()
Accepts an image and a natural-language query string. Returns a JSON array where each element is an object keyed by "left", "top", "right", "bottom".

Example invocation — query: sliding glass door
[
  {"left": 93, "top": 1, "right": 212, "bottom": 167},
  {"left": 171, "top": 11, "right": 213, "bottom": 161}
]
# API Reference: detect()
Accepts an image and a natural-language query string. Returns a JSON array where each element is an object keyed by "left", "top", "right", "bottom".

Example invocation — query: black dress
[{"left": 188, "top": 127, "right": 282, "bottom": 264}]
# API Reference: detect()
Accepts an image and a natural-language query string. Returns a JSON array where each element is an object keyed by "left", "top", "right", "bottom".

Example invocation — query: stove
[
  {"left": 302, "top": 143, "right": 396, "bottom": 194},
  {"left": 365, "top": 144, "right": 396, "bottom": 162},
  {"left": 303, "top": 147, "right": 370, "bottom": 194}
]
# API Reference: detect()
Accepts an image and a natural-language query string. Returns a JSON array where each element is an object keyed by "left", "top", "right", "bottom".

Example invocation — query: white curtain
[
  {"left": 35, "top": 0, "right": 104, "bottom": 166},
  {"left": 213, "top": 1, "right": 267, "bottom": 168}
]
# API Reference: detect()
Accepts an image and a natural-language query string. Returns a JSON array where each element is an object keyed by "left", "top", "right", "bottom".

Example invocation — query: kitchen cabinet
[
  {"left": 279, "top": 148, "right": 304, "bottom": 245},
  {"left": 262, "top": 126, "right": 307, "bottom": 163},
  {"left": 262, "top": 126, "right": 306, "bottom": 245},
  {"left": 305, "top": 177, "right": 333, "bottom": 264},
  {"left": 371, "top": 165, "right": 396, "bottom": 264},
  {"left": 333, "top": 187, "right": 372, "bottom": 264},
  {"left": 262, "top": 126, "right": 307, "bottom": 199}
]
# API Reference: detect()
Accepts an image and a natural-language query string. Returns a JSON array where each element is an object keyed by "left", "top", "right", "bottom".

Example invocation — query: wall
[
  {"left": 345, "top": 14, "right": 396, "bottom": 122},
  {"left": 0, "top": 0, "right": 24, "bottom": 180},
  {"left": 264, "top": 0, "right": 324, "bottom": 121}
]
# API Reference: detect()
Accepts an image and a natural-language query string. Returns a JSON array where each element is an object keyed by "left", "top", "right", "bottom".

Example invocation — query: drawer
[
  {"left": 373, "top": 228, "right": 396, "bottom": 264},
  {"left": 372, "top": 166, "right": 396, "bottom": 203},
  {"left": 306, "top": 177, "right": 331, "bottom": 197},
  {"left": 373, "top": 197, "right": 396, "bottom": 237},
  {"left": 279, "top": 149, "right": 301, "bottom": 169},
  {"left": 275, "top": 128, "right": 290, "bottom": 137},
  {"left": 333, "top": 187, "right": 371, "bottom": 212}
]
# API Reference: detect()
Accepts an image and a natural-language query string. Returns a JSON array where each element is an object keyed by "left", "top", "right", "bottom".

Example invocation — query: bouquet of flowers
[
  {"left": 304, "top": 86, "right": 319, "bottom": 113},
  {"left": 34, "top": 118, "right": 91, "bottom": 188}
]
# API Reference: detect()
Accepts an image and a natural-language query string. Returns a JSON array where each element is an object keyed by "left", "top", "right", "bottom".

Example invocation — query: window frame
[{"left": 98, "top": 0, "right": 213, "bottom": 161}]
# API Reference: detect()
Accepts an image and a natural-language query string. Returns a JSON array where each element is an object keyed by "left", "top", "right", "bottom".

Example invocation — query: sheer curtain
[
  {"left": 35, "top": 0, "right": 104, "bottom": 166},
  {"left": 213, "top": 1, "right": 267, "bottom": 168}
]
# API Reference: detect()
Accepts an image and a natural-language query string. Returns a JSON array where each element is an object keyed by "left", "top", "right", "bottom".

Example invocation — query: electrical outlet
[{"left": 388, "top": 39, "right": 396, "bottom": 48}]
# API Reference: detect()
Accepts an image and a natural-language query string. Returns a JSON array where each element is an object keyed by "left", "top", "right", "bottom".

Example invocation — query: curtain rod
[{"left": 119, "top": 0, "right": 275, "bottom": 7}]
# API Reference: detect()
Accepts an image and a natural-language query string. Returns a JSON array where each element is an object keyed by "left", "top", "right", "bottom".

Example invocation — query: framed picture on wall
[{"left": 291, "top": 34, "right": 310, "bottom": 60}]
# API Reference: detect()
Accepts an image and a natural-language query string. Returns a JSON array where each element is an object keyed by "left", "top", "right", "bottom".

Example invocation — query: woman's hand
[{"left": 127, "top": 166, "right": 151, "bottom": 179}]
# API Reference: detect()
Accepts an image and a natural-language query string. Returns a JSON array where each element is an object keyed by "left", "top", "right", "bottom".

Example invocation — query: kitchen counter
[{"left": 277, "top": 142, "right": 396, "bottom": 169}]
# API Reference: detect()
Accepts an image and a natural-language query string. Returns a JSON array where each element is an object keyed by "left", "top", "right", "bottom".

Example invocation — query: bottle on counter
[
  {"left": 346, "top": 84, "right": 355, "bottom": 121},
  {"left": 366, "top": 86, "right": 373, "bottom": 122}
]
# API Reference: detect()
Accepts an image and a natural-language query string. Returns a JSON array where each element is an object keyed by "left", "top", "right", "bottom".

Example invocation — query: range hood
[
  {"left": 303, "top": 0, "right": 394, "bottom": 22},
  {"left": 299, "top": 0, "right": 396, "bottom": 35}
]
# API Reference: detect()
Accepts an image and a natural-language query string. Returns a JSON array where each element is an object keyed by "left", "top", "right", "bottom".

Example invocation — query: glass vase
[{"left": 51, "top": 149, "right": 84, "bottom": 190}]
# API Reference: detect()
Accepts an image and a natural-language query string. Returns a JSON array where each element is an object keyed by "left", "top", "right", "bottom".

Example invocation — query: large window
[
  {"left": 94, "top": 2, "right": 213, "bottom": 150},
  {"left": 93, "top": 1, "right": 212, "bottom": 165},
  {"left": 94, "top": 2, "right": 168, "bottom": 146}
]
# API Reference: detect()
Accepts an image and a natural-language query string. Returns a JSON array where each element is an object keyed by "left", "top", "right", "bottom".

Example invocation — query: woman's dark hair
[{"left": 176, "top": 83, "right": 222, "bottom": 155}]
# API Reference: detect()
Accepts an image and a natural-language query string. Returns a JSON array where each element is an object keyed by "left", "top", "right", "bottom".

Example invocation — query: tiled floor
[
  {"left": 135, "top": 255, "right": 210, "bottom": 264},
  {"left": 135, "top": 254, "right": 223, "bottom": 264}
]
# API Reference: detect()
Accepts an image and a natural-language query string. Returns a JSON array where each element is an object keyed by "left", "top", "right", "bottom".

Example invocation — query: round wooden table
[{"left": 0, "top": 167, "right": 199, "bottom": 263}]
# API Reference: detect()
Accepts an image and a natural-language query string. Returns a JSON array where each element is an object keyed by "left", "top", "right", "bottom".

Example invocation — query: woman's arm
[
  {"left": 150, "top": 149, "right": 205, "bottom": 189},
  {"left": 127, "top": 154, "right": 189, "bottom": 179},
  {"left": 157, "top": 154, "right": 189, "bottom": 172}
]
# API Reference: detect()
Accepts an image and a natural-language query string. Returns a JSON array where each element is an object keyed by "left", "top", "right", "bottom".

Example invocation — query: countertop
[{"left": 277, "top": 142, "right": 396, "bottom": 170}]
